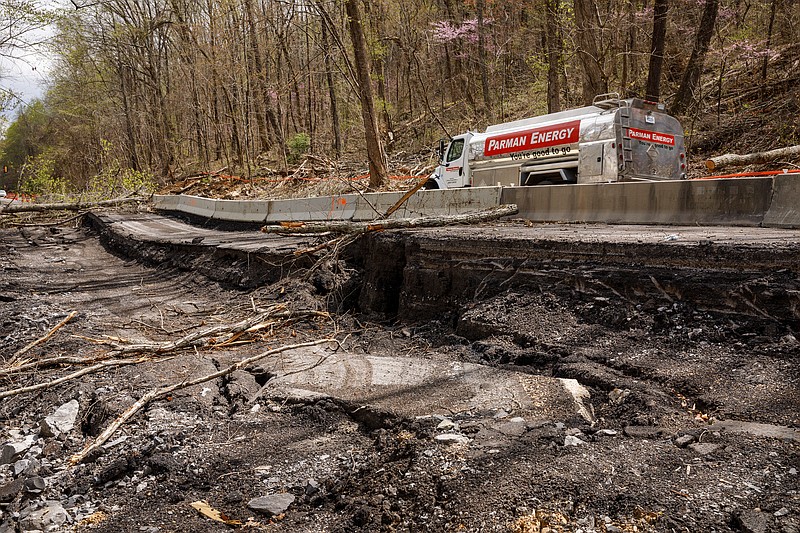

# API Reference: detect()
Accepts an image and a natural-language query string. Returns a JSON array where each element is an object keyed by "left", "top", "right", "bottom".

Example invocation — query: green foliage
[
  {"left": 287, "top": 133, "right": 311, "bottom": 163},
  {"left": 0, "top": 100, "right": 51, "bottom": 186},
  {"left": 84, "top": 139, "right": 156, "bottom": 199},
  {"left": 18, "top": 152, "right": 67, "bottom": 197}
]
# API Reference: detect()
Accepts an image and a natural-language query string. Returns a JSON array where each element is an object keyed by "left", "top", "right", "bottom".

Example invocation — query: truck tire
[{"left": 422, "top": 179, "right": 439, "bottom": 190}]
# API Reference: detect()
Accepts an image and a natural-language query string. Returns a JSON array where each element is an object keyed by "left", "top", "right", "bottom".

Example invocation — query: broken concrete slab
[
  {"left": 260, "top": 348, "right": 594, "bottom": 424},
  {"left": 40, "top": 400, "right": 80, "bottom": 438},
  {"left": 709, "top": 420, "right": 800, "bottom": 443}
]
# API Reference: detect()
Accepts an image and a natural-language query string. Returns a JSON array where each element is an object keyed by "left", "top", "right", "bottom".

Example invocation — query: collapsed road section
[{"left": 0, "top": 211, "right": 798, "bottom": 532}]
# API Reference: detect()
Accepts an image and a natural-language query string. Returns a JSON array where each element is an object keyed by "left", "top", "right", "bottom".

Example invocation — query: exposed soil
[{"left": 0, "top": 213, "right": 798, "bottom": 533}]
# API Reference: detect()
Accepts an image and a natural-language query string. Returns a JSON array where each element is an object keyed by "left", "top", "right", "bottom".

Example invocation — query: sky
[
  {"left": 0, "top": 0, "right": 61, "bottom": 130},
  {"left": 1, "top": 52, "right": 51, "bottom": 105}
]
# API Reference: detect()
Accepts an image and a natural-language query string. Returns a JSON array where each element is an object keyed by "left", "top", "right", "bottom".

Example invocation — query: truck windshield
[{"left": 446, "top": 139, "right": 465, "bottom": 162}]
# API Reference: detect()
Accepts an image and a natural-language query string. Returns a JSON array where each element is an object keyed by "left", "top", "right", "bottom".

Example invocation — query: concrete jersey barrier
[
  {"left": 501, "top": 177, "right": 773, "bottom": 226},
  {"left": 153, "top": 176, "right": 800, "bottom": 228},
  {"left": 153, "top": 187, "right": 503, "bottom": 223},
  {"left": 763, "top": 173, "right": 800, "bottom": 228}
]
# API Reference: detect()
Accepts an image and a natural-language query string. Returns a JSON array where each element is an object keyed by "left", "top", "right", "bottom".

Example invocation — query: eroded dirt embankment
[{"left": 1, "top": 214, "right": 797, "bottom": 533}]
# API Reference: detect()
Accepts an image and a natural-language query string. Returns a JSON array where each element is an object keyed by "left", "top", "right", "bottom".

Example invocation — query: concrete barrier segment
[
  {"left": 213, "top": 199, "right": 270, "bottom": 223},
  {"left": 763, "top": 174, "right": 800, "bottom": 228},
  {"left": 502, "top": 178, "right": 771, "bottom": 226},
  {"left": 152, "top": 195, "right": 180, "bottom": 212},
  {"left": 177, "top": 195, "right": 217, "bottom": 219}
]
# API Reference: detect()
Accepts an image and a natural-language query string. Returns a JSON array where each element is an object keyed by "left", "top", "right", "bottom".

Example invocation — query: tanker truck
[{"left": 424, "top": 95, "right": 686, "bottom": 189}]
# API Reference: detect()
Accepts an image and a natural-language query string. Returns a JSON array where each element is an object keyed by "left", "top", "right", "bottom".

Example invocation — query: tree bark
[
  {"left": 705, "top": 145, "right": 800, "bottom": 171},
  {"left": 476, "top": 0, "right": 491, "bottom": 114},
  {"left": 321, "top": 22, "right": 342, "bottom": 157},
  {"left": 0, "top": 196, "right": 147, "bottom": 215},
  {"left": 671, "top": 0, "right": 720, "bottom": 115},
  {"left": 761, "top": 0, "right": 778, "bottom": 80},
  {"left": 261, "top": 205, "right": 520, "bottom": 235},
  {"left": 345, "top": 0, "right": 389, "bottom": 189},
  {"left": 544, "top": 0, "right": 561, "bottom": 113},
  {"left": 573, "top": 0, "right": 607, "bottom": 105},
  {"left": 645, "top": 0, "right": 668, "bottom": 102}
]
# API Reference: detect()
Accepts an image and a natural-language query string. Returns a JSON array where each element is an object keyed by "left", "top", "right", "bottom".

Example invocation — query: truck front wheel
[{"left": 422, "top": 179, "right": 439, "bottom": 190}]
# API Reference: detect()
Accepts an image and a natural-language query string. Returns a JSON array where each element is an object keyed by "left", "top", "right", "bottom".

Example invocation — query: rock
[
  {"left": 305, "top": 479, "right": 320, "bottom": 496},
  {"left": 0, "top": 436, "right": 36, "bottom": 465},
  {"left": 0, "top": 478, "right": 24, "bottom": 502},
  {"left": 24, "top": 446, "right": 43, "bottom": 460},
  {"left": 564, "top": 435, "right": 585, "bottom": 446},
  {"left": 24, "top": 476, "right": 46, "bottom": 493},
  {"left": 733, "top": 510, "right": 770, "bottom": 533},
  {"left": 688, "top": 442, "right": 719, "bottom": 455},
  {"left": 495, "top": 419, "right": 527, "bottom": 437},
  {"left": 14, "top": 459, "right": 41, "bottom": 476},
  {"left": 436, "top": 419, "right": 456, "bottom": 431},
  {"left": 248, "top": 493, "right": 296, "bottom": 516},
  {"left": 40, "top": 400, "right": 80, "bottom": 438},
  {"left": 674, "top": 434, "right": 695, "bottom": 448},
  {"left": 435, "top": 434, "right": 470, "bottom": 445},
  {"left": 608, "top": 388, "right": 631, "bottom": 405},
  {"left": 775, "top": 508, "right": 789, "bottom": 517},
  {"left": 19, "top": 501, "right": 68, "bottom": 532}
]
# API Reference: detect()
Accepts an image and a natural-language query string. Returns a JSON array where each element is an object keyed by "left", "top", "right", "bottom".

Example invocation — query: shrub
[{"left": 287, "top": 132, "right": 311, "bottom": 163}]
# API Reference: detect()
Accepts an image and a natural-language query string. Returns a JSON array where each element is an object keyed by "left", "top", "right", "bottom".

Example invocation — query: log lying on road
[
  {"left": 0, "top": 196, "right": 148, "bottom": 214},
  {"left": 261, "top": 204, "right": 519, "bottom": 235},
  {"left": 705, "top": 145, "right": 800, "bottom": 171}
]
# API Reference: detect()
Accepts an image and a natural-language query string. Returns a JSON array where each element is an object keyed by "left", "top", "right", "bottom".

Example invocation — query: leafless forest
[{"left": 1, "top": 0, "right": 799, "bottom": 192}]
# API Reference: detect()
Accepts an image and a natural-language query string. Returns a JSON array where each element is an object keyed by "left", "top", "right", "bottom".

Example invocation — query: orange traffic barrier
[{"left": 693, "top": 169, "right": 800, "bottom": 180}]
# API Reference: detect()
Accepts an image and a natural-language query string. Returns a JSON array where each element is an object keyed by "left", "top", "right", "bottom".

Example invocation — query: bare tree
[
  {"left": 645, "top": 0, "right": 668, "bottom": 101},
  {"left": 672, "top": 0, "right": 720, "bottom": 114},
  {"left": 573, "top": 0, "right": 607, "bottom": 104},
  {"left": 345, "top": 0, "right": 388, "bottom": 189},
  {"left": 544, "top": 0, "right": 561, "bottom": 113}
]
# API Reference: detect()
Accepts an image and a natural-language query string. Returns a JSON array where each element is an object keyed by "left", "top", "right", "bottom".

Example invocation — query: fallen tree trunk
[
  {"left": 705, "top": 145, "right": 800, "bottom": 171},
  {"left": 262, "top": 204, "right": 519, "bottom": 235},
  {"left": 0, "top": 196, "right": 148, "bottom": 214}
]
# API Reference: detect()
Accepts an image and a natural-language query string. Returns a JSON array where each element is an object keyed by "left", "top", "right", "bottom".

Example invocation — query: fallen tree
[
  {"left": 0, "top": 196, "right": 148, "bottom": 215},
  {"left": 261, "top": 204, "right": 519, "bottom": 235},
  {"left": 705, "top": 145, "right": 800, "bottom": 171}
]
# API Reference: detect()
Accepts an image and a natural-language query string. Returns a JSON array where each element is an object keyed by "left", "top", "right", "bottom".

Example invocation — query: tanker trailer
[{"left": 425, "top": 95, "right": 686, "bottom": 189}]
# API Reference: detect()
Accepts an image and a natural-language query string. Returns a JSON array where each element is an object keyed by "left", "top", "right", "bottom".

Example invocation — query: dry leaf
[{"left": 190, "top": 500, "right": 242, "bottom": 526}]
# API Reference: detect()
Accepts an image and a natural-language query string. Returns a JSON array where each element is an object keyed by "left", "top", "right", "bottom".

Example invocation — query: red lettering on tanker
[
  {"left": 627, "top": 127, "right": 675, "bottom": 146},
  {"left": 484, "top": 121, "right": 580, "bottom": 157}
]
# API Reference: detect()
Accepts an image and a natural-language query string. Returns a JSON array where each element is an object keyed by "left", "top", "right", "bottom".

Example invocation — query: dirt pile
[{"left": 0, "top": 220, "right": 798, "bottom": 532}]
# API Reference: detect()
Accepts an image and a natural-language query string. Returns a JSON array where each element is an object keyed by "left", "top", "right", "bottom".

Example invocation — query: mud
[{"left": 0, "top": 214, "right": 798, "bottom": 533}]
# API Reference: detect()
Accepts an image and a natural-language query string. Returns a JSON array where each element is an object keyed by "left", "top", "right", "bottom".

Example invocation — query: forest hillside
[{"left": 0, "top": 0, "right": 798, "bottom": 198}]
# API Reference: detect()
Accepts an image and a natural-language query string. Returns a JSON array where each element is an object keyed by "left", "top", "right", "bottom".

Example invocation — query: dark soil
[{"left": 0, "top": 216, "right": 797, "bottom": 533}]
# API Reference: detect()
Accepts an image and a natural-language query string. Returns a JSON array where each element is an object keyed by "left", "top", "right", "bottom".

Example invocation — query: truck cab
[{"left": 425, "top": 133, "right": 473, "bottom": 189}]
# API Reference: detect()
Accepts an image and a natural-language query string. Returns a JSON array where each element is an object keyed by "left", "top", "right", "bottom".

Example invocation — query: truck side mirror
[{"left": 438, "top": 139, "right": 446, "bottom": 162}]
